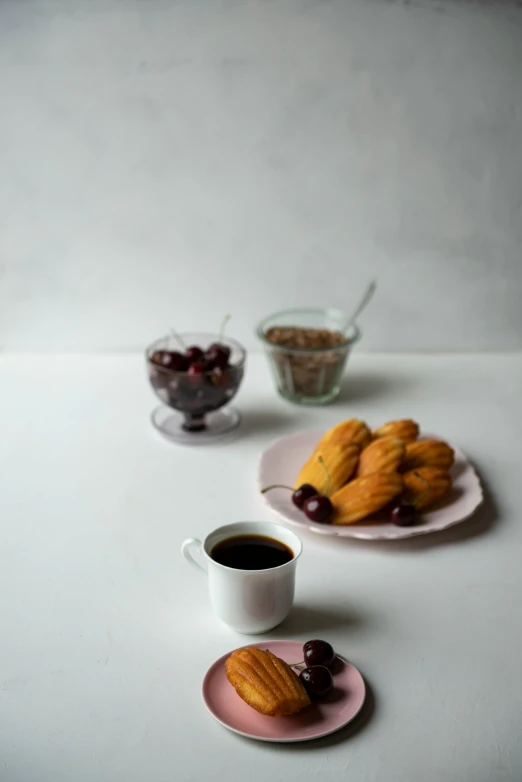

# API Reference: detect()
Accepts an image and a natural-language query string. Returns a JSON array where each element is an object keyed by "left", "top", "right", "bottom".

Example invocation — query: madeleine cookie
[
  {"left": 318, "top": 419, "right": 372, "bottom": 450},
  {"left": 401, "top": 440, "right": 454, "bottom": 472},
  {"left": 356, "top": 436, "right": 405, "bottom": 477},
  {"left": 295, "top": 441, "right": 360, "bottom": 496},
  {"left": 331, "top": 472, "right": 404, "bottom": 524},
  {"left": 373, "top": 419, "right": 419, "bottom": 444},
  {"left": 402, "top": 467, "right": 452, "bottom": 510},
  {"left": 225, "top": 647, "right": 311, "bottom": 717}
]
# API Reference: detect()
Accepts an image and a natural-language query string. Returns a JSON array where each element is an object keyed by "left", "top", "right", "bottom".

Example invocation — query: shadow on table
[
  {"left": 234, "top": 678, "right": 376, "bottom": 750},
  {"left": 335, "top": 368, "right": 419, "bottom": 405},
  {"left": 237, "top": 407, "right": 309, "bottom": 439},
  {"left": 236, "top": 367, "right": 419, "bottom": 430},
  {"left": 274, "top": 604, "right": 364, "bottom": 637}
]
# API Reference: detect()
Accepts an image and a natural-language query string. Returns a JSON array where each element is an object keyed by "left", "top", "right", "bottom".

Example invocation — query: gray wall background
[{"left": 1, "top": 0, "right": 521, "bottom": 352}]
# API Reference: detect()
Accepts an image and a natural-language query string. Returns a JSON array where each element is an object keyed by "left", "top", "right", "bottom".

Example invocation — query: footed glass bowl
[{"left": 146, "top": 332, "right": 246, "bottom": 443}]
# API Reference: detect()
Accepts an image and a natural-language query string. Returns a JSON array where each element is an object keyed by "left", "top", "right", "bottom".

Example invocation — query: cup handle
[{"left": 181, "top": 538, "right": 208, "bottom": 574}]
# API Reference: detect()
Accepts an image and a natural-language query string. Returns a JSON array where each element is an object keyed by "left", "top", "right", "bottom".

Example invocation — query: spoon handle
[{"left": 343, "top": 280, "right": 377, "bottom": 332}]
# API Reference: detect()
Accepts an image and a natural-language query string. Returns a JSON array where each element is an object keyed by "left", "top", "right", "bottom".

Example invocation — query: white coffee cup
[{"left": 181, "top": 521, "right": 302, "bottom": 634}]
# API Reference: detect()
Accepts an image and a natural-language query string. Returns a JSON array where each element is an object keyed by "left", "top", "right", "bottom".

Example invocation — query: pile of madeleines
[{"left": 263, "top": 418, "right": 455, "bottom": 527}]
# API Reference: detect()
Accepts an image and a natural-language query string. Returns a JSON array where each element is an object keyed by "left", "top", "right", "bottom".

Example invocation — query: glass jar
[{"left": 256, "top": 308, "right": 360, "bottom": 405}]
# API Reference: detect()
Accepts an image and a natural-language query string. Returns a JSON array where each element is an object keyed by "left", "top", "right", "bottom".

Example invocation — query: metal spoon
[
  {"left": 170, "top": 328, "right": 187, "bottom": 351},
  {"left": 342, "top": 280, "right": 377, "bottom": 333}
]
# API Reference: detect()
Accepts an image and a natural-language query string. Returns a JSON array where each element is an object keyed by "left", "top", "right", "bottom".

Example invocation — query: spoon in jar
[{"left": 341, "top": 280, "right": 377, "bottom": 334}]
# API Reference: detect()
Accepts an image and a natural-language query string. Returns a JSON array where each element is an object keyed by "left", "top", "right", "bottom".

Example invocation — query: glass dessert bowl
[
  {"left": 256, "top": 308, "right": 360, "bottom": 405},
  {"left": 146, "top": 332, "right": 246, "bottom": 443}
]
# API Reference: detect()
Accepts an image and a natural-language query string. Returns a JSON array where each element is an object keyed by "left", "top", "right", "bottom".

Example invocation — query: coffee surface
[{"left": 210, "top": 534, "right": 293, "bottom": 570}]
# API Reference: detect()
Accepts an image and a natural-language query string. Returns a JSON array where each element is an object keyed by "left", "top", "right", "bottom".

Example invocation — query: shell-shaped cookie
[
  {"left": 295, "top": 441, "right": 360, "bottom": 496},
  {"left": 317, "top": 419, "right": 372, "bottom": 450},
  {"left": 356, "top": 436, "right": 405, "bottom": 477},
  {"left": 373, "top": 419, "right": 419, "bottom": 444},
  {"left": 402, "top": 467, "right": 452, "bottom": 510},
  {"left": 401, "top": 440, "right": 454, "bottom": 472},
  {"left": 331, "top": 472, "right": 403, "bottom": 525},
  {"left": 225, "top": 647, "right": 311, "bottom": 717}
]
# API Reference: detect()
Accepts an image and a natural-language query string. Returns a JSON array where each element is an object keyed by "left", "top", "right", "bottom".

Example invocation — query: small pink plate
[
  {"left": 258, "top": 430, "right": 484, "bottom": 540},
  {"left": 202, "top": 640, "right": 366, "bottom": 742}
]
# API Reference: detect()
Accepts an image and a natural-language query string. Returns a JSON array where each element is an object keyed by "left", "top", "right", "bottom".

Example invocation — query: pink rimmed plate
[
  {"left": 202, "top": 640, "right": 366, "bottom": 742},
  {"left": 258, "top": 430, "right": 483, "bottom": 540}
]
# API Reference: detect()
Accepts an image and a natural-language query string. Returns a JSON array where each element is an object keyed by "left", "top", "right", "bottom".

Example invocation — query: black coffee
[{"left": 210, "top": 534, "right": 293, "bottom": 570}]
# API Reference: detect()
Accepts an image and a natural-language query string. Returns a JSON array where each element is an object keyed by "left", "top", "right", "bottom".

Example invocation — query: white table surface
[{"left": 1, "top": 351, "right": 521, "bottom": 782}]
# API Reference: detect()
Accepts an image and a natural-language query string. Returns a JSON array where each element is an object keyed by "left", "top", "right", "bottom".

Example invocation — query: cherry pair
[
  {"left": 289, "top": 639, "right": 337, "bottom": 699},
  {"left": 262, "top": 456, "right": 333, "bottom": 524},
  {"left": 291, "top": 483, "right": 333, "bottom": 523}
]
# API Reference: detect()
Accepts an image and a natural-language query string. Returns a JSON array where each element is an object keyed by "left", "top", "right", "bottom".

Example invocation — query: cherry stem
[
  {"left": 170, "top": 328, "right": 186, "bottom": 351},
  {"left": 219, "top": 314, "right": 231, "bottom": 341},
  {"left": 287, "top": 661, "right": 305, "bottom": 669},
  {"left": 260, "top": 484, "right": 293, "bottom": 495},
  {"left": 317, "top": 455, "right": 330, "bottom": 496},
  {"left": 413, "top": 471, "right": 431, "bottom": 508}
]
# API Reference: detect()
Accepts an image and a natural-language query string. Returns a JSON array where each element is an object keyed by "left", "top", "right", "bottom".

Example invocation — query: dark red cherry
[
  {"left": 303, "top": 639, "right": 336, "bottom": 669},
  {"left": 292, "top": 484, "right": 318, "bottom": 509},
  {"left": 187, "top": 361, "right": 207, "bottom": 377},
  {"left": 261, "top": 482, "right": 318, "bottom": 508},
  {"left": 303, "top": 495, "right": 333, "bottom": 523},
  {"left": 185, "top": 346, "right": 204, "bottom": 363},
  {"left": 169, "top": 352, "right": 190, "bottom": 371},
  {"left": 205, "top": 342, "right": 231, "bottom": 369},
  {"left": 151, "top": 350, "right": 172, "bottom": 367},
  {"left": 210, "top": 366, "right": 225, "bottom": 385},
  {"left": 390, "top": 500, "right": 416, "bottom": 527},
  {"left": 209, "top": 365, "right": 233, "bottom": 388},
  {"left": 151, "top": 350, "right": 188, "bottom": 371},
  {"left": 299, "top": 666, "right": 333, "bottom": 699}
]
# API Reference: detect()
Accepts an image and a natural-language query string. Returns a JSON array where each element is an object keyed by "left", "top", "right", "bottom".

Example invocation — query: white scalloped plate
[{"left": 258, "top": 430, "right": 483, "bottom": 540}]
